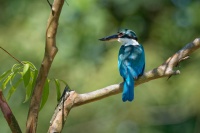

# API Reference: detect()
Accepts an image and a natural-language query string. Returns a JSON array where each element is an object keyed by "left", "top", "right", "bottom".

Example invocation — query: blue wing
[{"left": 118, "top": 44, "right": 145, "bottom": 102}]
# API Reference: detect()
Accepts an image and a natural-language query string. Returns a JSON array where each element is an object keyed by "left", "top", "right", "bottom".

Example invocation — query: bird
[{"left": 99, "top": 29, "right": 145, "bottom": 102}]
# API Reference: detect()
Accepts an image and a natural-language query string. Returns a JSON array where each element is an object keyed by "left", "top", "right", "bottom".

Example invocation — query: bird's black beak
[{"left": 99, "top": 34, "right": 118, "bottom": 41}]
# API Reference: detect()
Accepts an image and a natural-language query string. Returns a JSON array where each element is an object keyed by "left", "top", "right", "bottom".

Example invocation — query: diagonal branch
[
  {"left": 48, "top": 38, "right": 200, "bottom": 132},
  {"left": 0, "top": 89, "right": 22, "bottom": 133},
  {"left": 26, "top": 0, "right": 64, "bottom": 132}
]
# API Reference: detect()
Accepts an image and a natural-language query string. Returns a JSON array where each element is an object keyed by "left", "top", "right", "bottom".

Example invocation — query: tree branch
[
  {"left": 0, "top": 89, "right": 22, "bottom": 133},
  {"left": 26, "top": 0, "right": 64, "bottom": 132},
  {"left": 48, "top": 38, "right": 200, "bottom": 132}
]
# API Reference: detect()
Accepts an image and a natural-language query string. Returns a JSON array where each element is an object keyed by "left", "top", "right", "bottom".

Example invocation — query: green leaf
[
  {"left": 40, "top": 79, "right": 50, "bottom": 110},
  {"left": 31, "top": 69, "right": 38, "bottom": 89},
  {"left": 1, "top": 73, "right": 14, "bottom": 90},
  {"left": 11, "top": 63, "right": 21, "bottom": 72},
  {"left": 22, "top": 61, "right": 37, "bottom": 70},
  {"left": 23, "top": 82, "right": 33, "bottom": 103},
  {"left": 54, "top": 79, "right": 61, "bottom": 102},
  {"left": 0, "top": 69, "right": 11, "bottom": 82},
  {"left": 5, "top": 67, "right": 21, "bottom": 99},
  {"left": 24, "top": 69, "right": 38, "bottom": 103},
  {"left": 59, "top": 79, "right": 68, "bottom": 86},
  {"left": 7, "top": 78, "right": 23, "bottom": 100},
  {"left": 22, "top": 63, "right": 30, "bottom": 87}
]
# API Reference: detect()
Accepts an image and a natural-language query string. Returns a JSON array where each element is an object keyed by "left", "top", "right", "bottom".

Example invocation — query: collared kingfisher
[{"left": 99, "top": 29, "right": 145, "bottom": 102}]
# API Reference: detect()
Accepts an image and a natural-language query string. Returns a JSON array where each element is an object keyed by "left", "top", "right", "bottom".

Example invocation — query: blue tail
[{"left": 122, "top": 73, "right": 134, "bottom": 102}]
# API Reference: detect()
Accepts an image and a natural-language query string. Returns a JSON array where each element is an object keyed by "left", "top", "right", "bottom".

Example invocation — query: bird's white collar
[{"left": 118, "top": 38, "right": 139, "bottom": 46}]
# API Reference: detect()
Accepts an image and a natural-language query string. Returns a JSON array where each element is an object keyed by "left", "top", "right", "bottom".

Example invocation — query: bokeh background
[{"left": 1, "top": 0, "right": 200, "bottom": 132}]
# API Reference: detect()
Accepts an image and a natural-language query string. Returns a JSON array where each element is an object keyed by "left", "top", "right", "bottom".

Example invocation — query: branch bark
[
  {"left": 48, "top": 38, "right": 200, "bottom": 132},
  {"left": 26, "top": 0, "right": 64, "bottom": 132},
  {"left": 0, "top": 89, "right": 22, "bottom": 133}
]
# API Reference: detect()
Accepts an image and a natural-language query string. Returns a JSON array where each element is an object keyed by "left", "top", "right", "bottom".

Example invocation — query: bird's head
[{"left": 99, "top": 29, "right": 138, "bottom": 43}]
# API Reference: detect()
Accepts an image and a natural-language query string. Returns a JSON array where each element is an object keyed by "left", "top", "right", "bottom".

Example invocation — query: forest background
[{"left": 0, "top": 0, "right": 200, "bottom": 133}]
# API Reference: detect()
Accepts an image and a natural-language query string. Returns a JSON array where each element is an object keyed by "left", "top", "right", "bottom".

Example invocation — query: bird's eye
[{"left": 118, "top": 33, "right": 123, "bottom": 37}]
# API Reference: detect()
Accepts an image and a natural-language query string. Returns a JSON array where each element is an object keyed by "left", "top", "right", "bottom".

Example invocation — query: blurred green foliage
[{"left": 0, "top": 0, "right": 200, "bottom": 132}]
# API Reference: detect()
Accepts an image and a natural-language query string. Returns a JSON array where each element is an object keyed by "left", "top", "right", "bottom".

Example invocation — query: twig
[
  {"left": 0, "top": 47, "right": 23, "bottom": 65},
  {"left": 47, "top": 0, "right": 52, "bottom": 8},
  {"left": 64, "top": 0, "right": 69, "bottom": 6},
  {"left": 48, "top": 38, "right": 200, "bottom": 132}
]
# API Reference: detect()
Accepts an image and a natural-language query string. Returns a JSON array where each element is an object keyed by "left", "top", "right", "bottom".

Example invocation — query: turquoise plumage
[
  {"left": 118, "top": 44, "right": 145, "bottom": 101},
  {"left": 100, "top": 29, "right": 145, "bottom": 102}
]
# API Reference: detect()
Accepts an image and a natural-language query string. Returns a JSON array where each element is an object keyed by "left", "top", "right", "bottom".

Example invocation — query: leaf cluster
[{"left": 0, "top": 61, "right": 67, "bottom": 110}]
